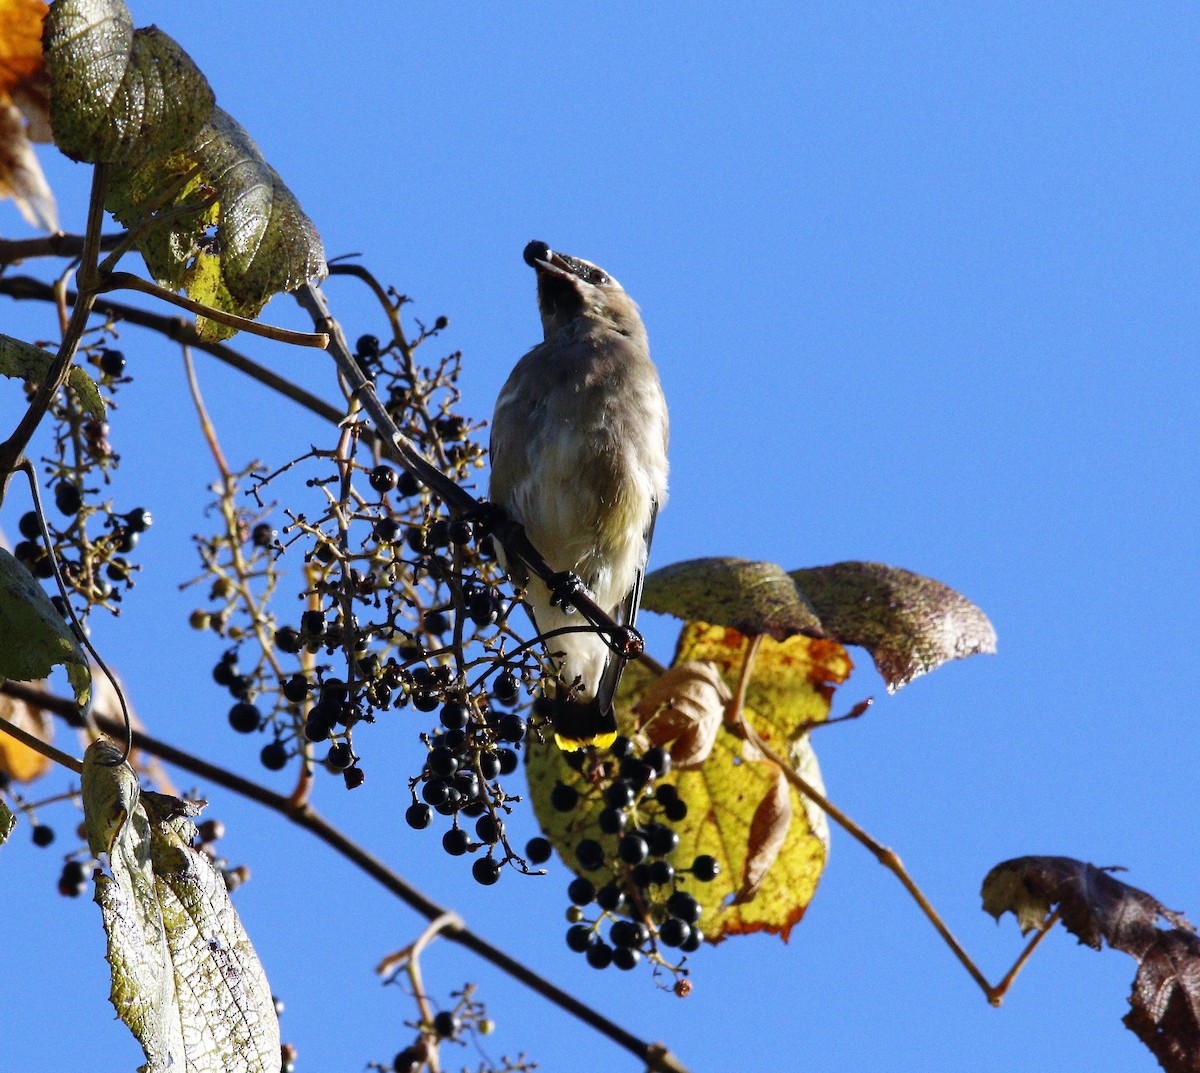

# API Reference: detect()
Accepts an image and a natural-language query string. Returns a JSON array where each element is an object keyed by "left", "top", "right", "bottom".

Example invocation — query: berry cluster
[
  {"left": 16, "top": 342, "right": 147, "bottom": 616},
  {"left": 403, "top": 687, "right": 536, "bottom": 885},
  {"left": 533, "top": 736, "right": 722, "bottom": 976},
  {"left": 188, "top": 319, "right": 552, "bottom": 804},
  {"left": 370, "top": 982, "right": 532, "bottom": 1073}
]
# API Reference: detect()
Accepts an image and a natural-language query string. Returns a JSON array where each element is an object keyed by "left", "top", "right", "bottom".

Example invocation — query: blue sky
[{"left": 2, "top": 4, "right": 1198, "bottom": 1071}]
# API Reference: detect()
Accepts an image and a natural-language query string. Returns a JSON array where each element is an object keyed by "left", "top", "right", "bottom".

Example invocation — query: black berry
[{"left": 228, "top": 702, "right": 261, "bottom": 734}]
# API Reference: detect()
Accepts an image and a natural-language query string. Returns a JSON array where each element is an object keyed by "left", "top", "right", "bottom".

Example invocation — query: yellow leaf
[{"left": 527, "top": 624, "right": 853, "bottom": 945}]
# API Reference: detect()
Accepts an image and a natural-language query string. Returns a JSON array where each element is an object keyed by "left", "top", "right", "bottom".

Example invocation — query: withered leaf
[
  {"left": 733, "top": 761, "right": 791, "bottom": 904},
  {"left": 83, "top": 739, "right": 279, "bottom": 1073},
  {"left": 791, "top": 561, "right": 996, "bottom": 692},
  {"left": 0, "top": 0, "right": 57, "bottom": 229},
  {"left": 0, "top": 687, "right": 53, "bottom": 782},
  {"left": 983, "top": 855, "right": 1199, "bottom": 1073},
  {"left": 632, "top": 660, "right": 730, "bottom": 769},
  {"left": 643, "top": 557, "right": 824, "bottom": 640}
]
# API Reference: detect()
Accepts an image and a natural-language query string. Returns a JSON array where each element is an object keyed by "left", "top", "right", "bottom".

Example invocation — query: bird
[{"left": 489, "top": 240, "right": 669, "bottom": 750}]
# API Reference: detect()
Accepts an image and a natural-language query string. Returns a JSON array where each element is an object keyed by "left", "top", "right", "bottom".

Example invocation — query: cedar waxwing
[{"left": 489, "top": 241, "right": 669, "bottom": 750}]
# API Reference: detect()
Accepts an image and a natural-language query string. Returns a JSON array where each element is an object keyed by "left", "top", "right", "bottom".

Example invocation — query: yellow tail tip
[{"left": 554, "top": 731, "right": 618, "bottom": 753}]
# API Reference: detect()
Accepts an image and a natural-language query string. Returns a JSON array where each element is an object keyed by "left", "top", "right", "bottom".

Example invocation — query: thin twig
[
  {"left": 0, "top": 710, "right": 83, "bottom": 774},
  {"left": 0, "top": 164, "right": 110, "bottom": 482},
  {"left": 730, "top": 635, "right": 1057, "bottom": 1005},
  {"left": 99, "top": 272, "right": 329, "bottom": 347},
  {"left": 0, "top": 680, "right": 690, "bottom": 1073},
  {"left": 0, "top": 231, "right": 128, "bottom": 263},
  {"left": 0, "top": 275, "right": 347, "bottom": 426}
]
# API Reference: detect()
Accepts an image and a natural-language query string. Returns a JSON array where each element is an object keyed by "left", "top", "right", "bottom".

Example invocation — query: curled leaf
[
  {"left": 106, "top": 106, "right": 327, "bottom": 340},
  {"left": 734, "top": 762, "right": 791, "bottom": 904},
  {"left": 643, "top": 557, "right": 823, "bottom": 640},
  {"left": 646, "top": 556, "right": 995, "bottom": 694},
  {"left": 791, "top": 561, "right": 996, "bottom": 692},
  {"left": 43, "top": 0, "right": 214, "bottom": 165},
  {"left": 983, "top": 855, "right": 1200, "bottom": 1073},
  {"left": 632, "top": 660, "right": 730, "bottom": 769},
  {"left": 982, "top": 855, "right": 1191, "bottom": 948},
  {"left": 0, "top": 332, "right": 105, "bottom": 419},
  {"left": 81, "top": 737, "right": 139, "bottom": 857}
]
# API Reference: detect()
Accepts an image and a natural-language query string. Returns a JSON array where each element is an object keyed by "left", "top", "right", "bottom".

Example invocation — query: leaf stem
[
  {"left": 732, "top": 639, "right": 1056, "bottom": 1005},
  {"left": 98, "top": 272, "right": 329, "bottom": 347}
]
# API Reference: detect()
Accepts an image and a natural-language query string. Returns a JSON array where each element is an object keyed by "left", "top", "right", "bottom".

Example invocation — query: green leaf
[
  {"left": 790, "top": 561, "right": 997, "bottom": 692},
  {"left": 0, "top": 798, "right": 15, "bottom": 846},
  {"left": 43, "top": 0, "right": 215, "bottom": 166},
  {"left": 106, "top": 106, "right": 327, "bottom": 340},
  {"left": 643, "top": 557, "right": 824, "bottom": 640},
  {"left": 0, "top": 332, "right": 105, "bottom": 419},
  {"left": 0, "top": 547, "right": 90, "bottom": 706},
  {"left": 83, "top": 739, "right": 280, "bottom": 1073}
]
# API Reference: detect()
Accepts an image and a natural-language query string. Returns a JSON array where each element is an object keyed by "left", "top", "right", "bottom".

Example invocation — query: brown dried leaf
[
  {"left": 0, "top": 686, "right": 52, "bottom": 782},
  {"left": 791, "top": 561, "right": 996, "bottom": 692},
  {"left": 632, "top": 660, "right": 730, "bottom": 769},
  {"left": 983, "top": 855, "right": 1200, "bottom": 1073},
  {"left": 733, "top": 762, "right": 791, "bottom": 904},
  {"left": 643, "top": 557, "right": 824, "bottom": 640}
]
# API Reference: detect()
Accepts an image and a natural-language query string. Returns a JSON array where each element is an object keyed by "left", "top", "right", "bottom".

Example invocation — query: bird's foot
[{"left": 548, "top": 570, "right": 584, "bottom": 614}]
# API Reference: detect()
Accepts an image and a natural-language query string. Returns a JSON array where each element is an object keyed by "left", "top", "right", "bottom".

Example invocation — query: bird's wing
[{"left": 592, "top": 496, "right": 659, "bottom": 713}]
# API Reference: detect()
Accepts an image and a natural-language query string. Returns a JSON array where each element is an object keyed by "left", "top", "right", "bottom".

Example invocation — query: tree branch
[{"left": 0, "top": 679, "right": 690, "bottom": 1073}]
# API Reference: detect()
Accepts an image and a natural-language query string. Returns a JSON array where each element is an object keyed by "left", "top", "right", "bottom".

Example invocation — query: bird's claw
[{"left": 548, "top": 571, "right": 584, "bottom": 613}]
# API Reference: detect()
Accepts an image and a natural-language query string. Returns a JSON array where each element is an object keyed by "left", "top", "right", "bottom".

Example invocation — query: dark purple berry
[
  {"left": 659, "top": 917, "right": 691, "bottom": 948},
  {"left": 585, "top": 941, "right": 614, "bottom": 969},
  {"left": 566, "top": 924, "right": 592, "bottom": 953},
  {"left": 526, "top": 837, "right": 552, "bottom": 864},
  {"left": 32, "top": 825, "right": 55, "bottom": 847},
  {"left": 472, "top": 856, "right": 502, "bottom": 885},
  {"left": 667, "top": 890, "right": 702, "bottom": 924},
  {"left": 692, "top": 855, "right": 721, "bottom": 882},
  {"left": 618, "top": 834, "right": 649, "bottom": 864},
  {"left": 574, "top": 839, "right": 605, "bottom": 871},
  {"left": 567, "top": 877, "right": 596, "bottom": 905},
  {"left": 406, "top": 802, "right": 433, "bottom": 829},
  {"left": 99, "top": 349, "right": 126, "bottom": 376},
  {"left": 491, "top": 671, "right": 520, "bottom": 705},
  {"left": 550, "top": 782, "right": 579, "bottom": 811},
  {"left": 228, "top": 702, "right": 261, "bottom": 734},
  {"left": 442, "top": 828, "right": 470, "bottom": 856},
  {"left": 260, "top": 741, "right": 288, "bottom": 771},
  {"left": 432, "top": 1010, "right": 458, "bottom": 1038}
]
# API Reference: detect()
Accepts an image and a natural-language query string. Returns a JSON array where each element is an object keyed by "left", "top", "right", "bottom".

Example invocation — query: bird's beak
[{"left": 523, "top": 240, "right": 581, "bottom": 279}]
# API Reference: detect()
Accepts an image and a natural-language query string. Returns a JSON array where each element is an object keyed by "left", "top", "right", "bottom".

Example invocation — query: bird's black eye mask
[{"left": 560, "top": 257, "right": 611, "bottom": 287}]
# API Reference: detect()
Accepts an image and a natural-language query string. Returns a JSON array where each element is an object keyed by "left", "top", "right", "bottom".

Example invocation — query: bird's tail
[{"left": 551, "top": 693, "right": 619, "bottom": 752}]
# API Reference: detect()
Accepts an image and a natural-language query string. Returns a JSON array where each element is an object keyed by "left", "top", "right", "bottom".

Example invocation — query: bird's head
[{"left": 524, "top": 240, "right": 644, "bottom": 341}]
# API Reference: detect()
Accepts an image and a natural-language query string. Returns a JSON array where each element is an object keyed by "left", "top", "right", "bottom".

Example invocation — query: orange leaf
[
  {"left": 0, "top": 0, "right": 54, "bottom": 229},
  {"left": 0, "top": 688, "right": 53, "bottom": 783},
  {"left": 0, "top": 0, "right": 48, "bottom": 100}
]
